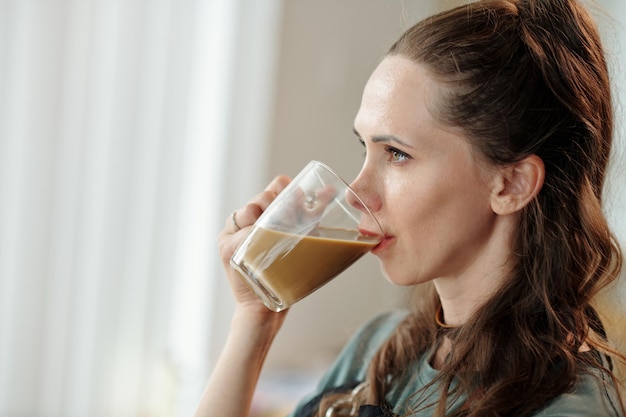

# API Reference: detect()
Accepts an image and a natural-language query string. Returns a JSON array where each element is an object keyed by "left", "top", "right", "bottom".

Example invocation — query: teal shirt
[{"left": 288, "top": 310, "right": 623, "bottom": 417}]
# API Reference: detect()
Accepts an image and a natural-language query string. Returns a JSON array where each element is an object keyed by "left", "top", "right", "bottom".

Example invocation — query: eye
[{"left": 387, "top": 146, "right": 410, "bottom": 163}]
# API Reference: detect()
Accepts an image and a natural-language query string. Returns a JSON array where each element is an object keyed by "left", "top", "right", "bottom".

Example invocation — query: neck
[
  {"left": 435, "top": 305, "right": 457, "bottom": 329},
  {"left": 434, "top": 215, "right": 515, "bottom": 326}
]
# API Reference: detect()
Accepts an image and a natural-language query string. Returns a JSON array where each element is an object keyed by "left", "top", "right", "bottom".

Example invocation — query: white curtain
[{"left": 0, "top": 0, "right": 282, "bottom": 416}]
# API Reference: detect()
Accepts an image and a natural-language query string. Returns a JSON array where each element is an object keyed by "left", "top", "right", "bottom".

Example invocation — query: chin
[
  {"left": 381, "top": 265, "right": 429, "bottom": 287},
  {"left": 381, "top": 267, "right": 411, "bottom": 287},
  {"left": 378, "top": 263, "right": 395, "bottom": 284}
]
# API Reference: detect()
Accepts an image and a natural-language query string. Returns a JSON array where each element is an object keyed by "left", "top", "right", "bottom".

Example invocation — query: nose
[{"left": 346, "top": 165, "right": 381, "bottom": 214}]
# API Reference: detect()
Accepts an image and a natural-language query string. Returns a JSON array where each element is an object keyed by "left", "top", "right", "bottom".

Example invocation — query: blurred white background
[{"left": 0, "top": 0, "right": 624, "bottom": 416}]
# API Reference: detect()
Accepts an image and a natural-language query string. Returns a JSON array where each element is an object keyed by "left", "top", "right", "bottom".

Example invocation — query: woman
[{"left": 196, "top": 0, "right": 625, "bottom": 416}]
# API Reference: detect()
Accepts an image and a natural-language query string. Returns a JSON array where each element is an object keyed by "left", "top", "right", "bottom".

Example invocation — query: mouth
[
  {"left": 357, "top": 227, "right": 392, "bottom": 252},
  {"left": 372, "top": 235, "right": 394, "bottom": 254},
  {"left": 358, "top": 226, "right": 381, "bottom": 236}
]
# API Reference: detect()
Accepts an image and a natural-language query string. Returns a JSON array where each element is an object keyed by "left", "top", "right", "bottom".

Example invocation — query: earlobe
[{"left": 491, "top": 154, "right": 545, "bottom": 215}]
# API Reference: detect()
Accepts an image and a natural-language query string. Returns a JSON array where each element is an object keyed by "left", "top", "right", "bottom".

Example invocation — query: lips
[
  {"left": 357, "top": 226, "right": 392, "bottom": 253},
  {"left": 358, "top": 227, "right": 382, "bottom": 238},
  {"left": 372, "top": 235, "right": 394, "bottom": 254}
]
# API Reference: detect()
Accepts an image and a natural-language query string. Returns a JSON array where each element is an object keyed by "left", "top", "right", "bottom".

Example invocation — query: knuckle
[
  {"left": 243, "top": 202, "right": 264, "bottom": 219},
  {"left": 267, "top": 175, "right": 291, "bottom": 193}
]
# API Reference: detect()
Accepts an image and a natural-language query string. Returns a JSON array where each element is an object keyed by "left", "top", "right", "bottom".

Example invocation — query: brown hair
[{"left": 317, "top": 0, "right": 625, "bottom": 416}]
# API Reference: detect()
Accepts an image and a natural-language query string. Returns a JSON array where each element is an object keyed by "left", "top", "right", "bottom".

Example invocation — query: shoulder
[
  {"left": 288, "top": 310, "right": 409, "bottom": 417},
  {"left": 533, "top": 365, "right": 623, "bottom": 417},
  {"left": 350, "top": 309, "right": 409, "bottom": 351},
  {"left": 319, "top": 309, "right": 409, "bottom": 385}
]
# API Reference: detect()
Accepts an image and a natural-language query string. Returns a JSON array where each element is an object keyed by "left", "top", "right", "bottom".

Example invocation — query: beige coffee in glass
[{"left": 230, "top": 161, "right": 383, "bottom": 312}]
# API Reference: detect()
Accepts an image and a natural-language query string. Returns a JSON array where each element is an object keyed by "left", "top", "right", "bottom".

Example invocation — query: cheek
[
  {"left": 385, "top": 169, "right": 445, "bottom": 209},
  {"left": 383, "top": 175, "right": 421, "bottom": 212},
  {"left": 395, "top": 168, "right": 492, "bottom": 235}
]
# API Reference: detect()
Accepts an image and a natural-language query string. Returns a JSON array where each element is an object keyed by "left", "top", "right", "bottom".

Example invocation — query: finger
[
  {"left": 301, "top": 185, "right": 337, "bottom": 216},
  {"left": 226, "top": 175, "right": 293, "bottom": 232},
  {"left": 229, "top": 211, "right": 242, "bottom": 233},
  {"left": 315, "top": 185, "right": 338, "bottom": 206},
  {"left": 265, "top": 175, "right": 291, "bottom": 195}
]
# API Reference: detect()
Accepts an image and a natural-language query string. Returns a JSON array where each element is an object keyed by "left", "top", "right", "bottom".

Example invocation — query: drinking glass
[{"left": 230, "top": 160, "right": 383, "bottom": 312}]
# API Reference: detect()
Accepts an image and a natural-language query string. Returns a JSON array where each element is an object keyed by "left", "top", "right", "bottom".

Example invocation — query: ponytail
[{"left": 517, "top": 0, "right": 613, "bottom": 198}]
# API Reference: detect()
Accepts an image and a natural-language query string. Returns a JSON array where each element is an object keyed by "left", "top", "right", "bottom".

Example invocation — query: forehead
[
  {"left": 364, "top": 55, "right": 431, "bottom": 99},
  {"left": 355, "top": 55, "right": 444, "bottom": 138},
  {"left": 355, "top": 55, "right": 488, "bottom": 165}
]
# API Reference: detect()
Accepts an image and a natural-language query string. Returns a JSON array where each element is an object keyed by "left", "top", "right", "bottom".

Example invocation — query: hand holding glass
[{"left": 230, "top": 161, "right": 383, "bottom": 312}]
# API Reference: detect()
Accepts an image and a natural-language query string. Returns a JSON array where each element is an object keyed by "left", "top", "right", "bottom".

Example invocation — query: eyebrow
[{"left": 353, "top": 127, "right": 414, "bottom": 148}]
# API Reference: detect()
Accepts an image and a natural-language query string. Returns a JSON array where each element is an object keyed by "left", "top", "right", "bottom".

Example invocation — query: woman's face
[{"left": 351, "top": 55, "right": 504, "bottom": 287}]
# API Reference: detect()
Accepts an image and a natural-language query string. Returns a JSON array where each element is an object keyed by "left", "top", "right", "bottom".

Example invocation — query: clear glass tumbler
[{"left": 230, "top": 160, "right": 383, "bottom": 312}]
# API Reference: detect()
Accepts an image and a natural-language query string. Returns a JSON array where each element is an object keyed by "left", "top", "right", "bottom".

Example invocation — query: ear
[{"left": 490, "top": 154, "right": 545, "bottom": 215}]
